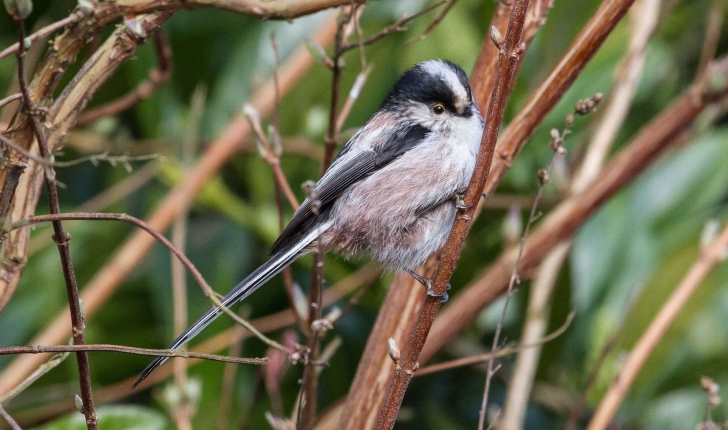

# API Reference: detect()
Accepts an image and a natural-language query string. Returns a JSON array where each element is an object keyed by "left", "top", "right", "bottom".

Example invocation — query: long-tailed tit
[{"left": 132, "top": 59, "right": 484, "bottom": 388}]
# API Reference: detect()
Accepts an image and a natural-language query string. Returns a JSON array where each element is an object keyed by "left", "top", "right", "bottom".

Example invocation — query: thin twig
[
  {"left": 7, "top": 212, "right": 285, "bottom": 352},
  {"left": 0, "top": 17, "right": 340, "bottom": 396},
  {"left": 0, "top": 351, "right": 69, "bottom": 404},
  {"left": 14, "top": 18, "right": 99, "bottom": 429},
  {"left": 339, "top": 1, "right": 447, "bottom": 52},
  {"left": 77, "top": 30, "right": 173, "bottom": 126},
  {"left": 9, "top": 263, "right": 381, "bottom": 427},
  {"left": 0, "top": 14, "right": 81, "bottom": 61},
  {"left": 0, "top": 344, "right": 267, "bottom": 364},
  {"left": 0, "top": 132, "right": 163, "bottom": 169},
  {"left": 376, "top": 1, "right": 532, "bottom": 428},
  {"left": 335, "top": 65, "right": 372, "bottom": 135},
  {"left": 416, "top": 311, "right": 575, "bottom": 377},
  {"left": 0, "top": 403, "right": 21, "bottom": 430},
  {"left": 587, "top": 222, "right": 728, "bottom": 430},
  {"left": 0, "top": 93, "right": 21, "bottom": 109},
  {"left": 406, "top": 0, "right": 459, "bottom": 44},
  {"left": 243, "top": 105, "right": 299, "bottom": 210}
]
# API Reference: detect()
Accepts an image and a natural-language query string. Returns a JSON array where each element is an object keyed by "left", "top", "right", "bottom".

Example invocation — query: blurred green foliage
[{"left": 1, "top": 0, "right": 728, "bottom": 429}]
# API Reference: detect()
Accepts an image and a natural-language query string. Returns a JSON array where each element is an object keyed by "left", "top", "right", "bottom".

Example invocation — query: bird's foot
[
  {"left": 452, "top": 191, "right": 488, "bottom": 210},
  {"left": 405, "top": 269, "right": 450, "bottom": 303}
]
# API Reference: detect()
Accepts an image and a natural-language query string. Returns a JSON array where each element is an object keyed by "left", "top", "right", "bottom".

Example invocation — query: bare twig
[
  {"left": 14, "top": 18, "right": 99, "bottom": 429},
  {"left": 587, "top": 222, "right": 728, "bottom": 430},
  {"left": 0, "top": 14, "right": 81, "bottom": 61},
  {"left": 0, "top": 351, "right": 69, "bottom": 404},
  {"left": 376, "top": 1, "right": 532, "bottom": 428},
  {"left": 77, "top": 30, "right": 173, "bottom": 126},
  {"left": 7, "top": 212, "right": 285, "bottom": 351},
  {"left": 416, "top": 311, "right": 575, "bottom": 377},
  {"left": 0, "top": 344, "right": 267, "bottom": 364},
  {"left": 243, "top": 104, "right": 299, "bottom": 210},
  {"left": 10, "top": 263, "right": 381, "bottom": 427},
  {"left": 339, "top": 1, "right": 447, "bottom": 52},
  {"left": 0, "top": 403, "right": 21, "bottom": 430},
  {"left": 406, "top": 0, "right": 459, "bottom": 44},
  {"left": 0, "top": 132, "right": 162, "bottom": 169},
  {"left": 0, "top": 93, "right": 21, "bottom": 109},
  {"left": 0, "top": 18, "right": 339, "bottom": 396},
  {"left": 477, "top": 95, "right": 602, "bottom": 429}
]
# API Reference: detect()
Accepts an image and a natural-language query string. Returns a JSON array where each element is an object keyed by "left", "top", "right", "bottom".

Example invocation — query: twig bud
[
  {"left": 324, "top": 306, "right": 342, "bottom": 324},
  {"left": 268, "top": 124, "right": 282, "bottom": 156},
  {"left": 4, "top": 0, "right": 32, "bottom": 20},
  {"left": 502, "top": 205, "right": 522, "bottom": 247},
  {"left": 76, "top": 0, "right": 93, "bottom": 16},
  {"left": 387, "top": 337, "right": 400, "bottom": 363},
  {"left": 74, "top": 394, "right": 84, "bottom": 412},
  {"left": 537, "top": 169, "right": 550, "bottom": 185},
  {"left": 291, "top": 282, "right": 308, "bottom": 323},
  {"left": 124, "top": 17, "right": 146, "bottom": 39},
  {"left": 700, "top": 219, "right": 720, "bottom": 250},
  {"left": 490, "top": 25, "right": 503, "bottom": 48},
  {"left": 305, "top": 37, "right": 335, "bottom": 69}
]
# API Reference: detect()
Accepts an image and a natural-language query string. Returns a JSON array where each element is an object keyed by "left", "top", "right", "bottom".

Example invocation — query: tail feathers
[{"left": 131, "top": 223, "right": 329, "bottom": 389}]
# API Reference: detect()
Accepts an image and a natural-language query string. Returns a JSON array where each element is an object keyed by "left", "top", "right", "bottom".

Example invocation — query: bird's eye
[{"left": 432, "top": 104, "right": 445, "bottom": 115}]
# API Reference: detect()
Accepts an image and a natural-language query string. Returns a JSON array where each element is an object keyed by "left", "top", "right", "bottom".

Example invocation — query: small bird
[{"left": 132, "top": 59, "right": 484, "bottom": 388}]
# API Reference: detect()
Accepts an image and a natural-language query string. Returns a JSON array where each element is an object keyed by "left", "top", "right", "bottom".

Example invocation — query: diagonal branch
[
  {"left": 586, "top": 222, "right": 728, "bottom": 430},
  {"left": 375, "top": 1, "right": 532, "bottom": 427}
]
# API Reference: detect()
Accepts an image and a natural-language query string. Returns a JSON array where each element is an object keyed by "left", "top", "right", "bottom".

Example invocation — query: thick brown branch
[{"left": 375, "top": 1, "right": 532, "bottom": 427}]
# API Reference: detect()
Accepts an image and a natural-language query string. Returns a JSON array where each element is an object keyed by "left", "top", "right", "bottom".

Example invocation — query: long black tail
[{"left": 131, "top": 223, "right": 328, "bottom": 389}]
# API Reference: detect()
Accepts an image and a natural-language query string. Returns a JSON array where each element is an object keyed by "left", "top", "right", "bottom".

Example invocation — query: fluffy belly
[{"left": 318, "top": 159, "right": 465, "bottom": 269}]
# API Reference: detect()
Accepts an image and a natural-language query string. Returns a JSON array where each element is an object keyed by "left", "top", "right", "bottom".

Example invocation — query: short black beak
[{"left": 460, "top": 106, "right": 473, "bottom": 118}]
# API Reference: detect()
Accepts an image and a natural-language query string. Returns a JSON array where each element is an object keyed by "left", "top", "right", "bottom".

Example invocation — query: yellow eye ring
[{"left": 432, "top": 104, "right": 445, "bottom": 115}]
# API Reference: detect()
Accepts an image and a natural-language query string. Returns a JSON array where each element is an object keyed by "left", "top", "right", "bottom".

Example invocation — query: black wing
[{"left": 269, "top": 123, "right": 429, "bottom": 254}]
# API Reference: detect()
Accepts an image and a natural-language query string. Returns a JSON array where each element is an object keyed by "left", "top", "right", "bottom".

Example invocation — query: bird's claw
[
  {"left": 452, "top": 191, "right": 488, "bottom": 210},
  {"left": 453, "top": 191, "right": 472, "bottom": 210},
  {"left": 425, "top": 283, "right": 450, "bottom": 303},
  {"left": 405, "top": 269, "right": 450, "bottom": 303}
]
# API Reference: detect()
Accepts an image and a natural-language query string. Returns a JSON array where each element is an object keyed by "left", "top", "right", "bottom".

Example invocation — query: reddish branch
[{"left": 375, "top": 0, "right": 532, "bottom": 427}]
